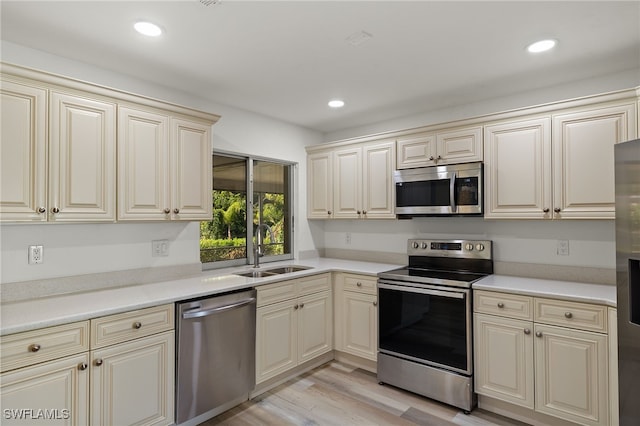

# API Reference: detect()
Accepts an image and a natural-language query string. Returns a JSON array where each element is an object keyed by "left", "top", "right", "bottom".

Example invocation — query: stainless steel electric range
[{"left": 377, "top": 239, "right": 493, "bottom": 413}]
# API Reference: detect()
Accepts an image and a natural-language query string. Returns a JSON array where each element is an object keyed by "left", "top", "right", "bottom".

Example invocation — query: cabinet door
[
  {"left": 553, "top": 103, "right": 636, "bottom": 219},
  {"left": 298, "top": 290, "right": 333, "bottom": 364},
  {"left": 484, "top": 117, "right": 552, "bottom": 219},
  {"left": 333, "top": 147, "right": 362, "bottom": 218},
  {"left": 117, "top": 106, "right": 170, "bottom": 220},
  {"left": 171, "top": 118, "right": 212, "bottom": 220},
  {"left": 534, "top": 324, "right": 608, "bottom": 426},
  {"left": 0, "top": 353, "right": 89, "bottom": 426},
  {"left": 362, "top": 141, "right": 395, "bottom": 218},
  {"left": 436, "top": 125, "right": 483, "bottom": 165},
  {"left": 0, "top": 80, "right": 48, "bottom": 222},
  {"left": 49, "top": 91, "right": 116, "bottom": 222},
  {"left": 342, "top": 291, "right": 377, "bottom": 361},
  {"left": 396, "top": 132, "right": 436, "bottom": 169},
  {"left": 474, "top": 313, "right": 534, "bottom": 409},
  {"left": 91, "top": 331, "right": 174, "bottom": 426},
  {"left": 307, "top": 151, "right": 333, "bottom": 219},
  {"left": 255, "top": 300, "right": 297, "bottom": 383}
]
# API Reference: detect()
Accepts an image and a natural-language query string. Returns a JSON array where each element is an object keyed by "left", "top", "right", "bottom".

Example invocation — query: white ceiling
[{"left": 1, "top": 1, "right": 639, "bottom": 133}]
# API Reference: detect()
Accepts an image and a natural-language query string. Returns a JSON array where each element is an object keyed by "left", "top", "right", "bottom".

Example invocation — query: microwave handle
[{"left": 450, "top": 172, "right": 457, "bottom": 213}]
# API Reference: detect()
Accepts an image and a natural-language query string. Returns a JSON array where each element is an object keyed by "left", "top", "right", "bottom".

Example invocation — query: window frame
[{"left": 202, "top": 151, "right": 295, "bottom": 270}]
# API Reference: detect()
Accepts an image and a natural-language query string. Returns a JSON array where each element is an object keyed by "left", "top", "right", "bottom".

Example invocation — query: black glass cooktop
[{"left": 378, "top": 267, "right": 488, "bottom": 288}]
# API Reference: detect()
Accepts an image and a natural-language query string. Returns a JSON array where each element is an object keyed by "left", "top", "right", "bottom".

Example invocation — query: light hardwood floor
[{"left": 201, "top": 361, "right": 529, "bottom": 426}]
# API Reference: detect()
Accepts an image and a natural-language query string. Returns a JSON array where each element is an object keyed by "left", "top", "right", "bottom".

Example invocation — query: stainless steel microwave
[{"left": 394, "top": 162, "right": 483, "bottom": 217}]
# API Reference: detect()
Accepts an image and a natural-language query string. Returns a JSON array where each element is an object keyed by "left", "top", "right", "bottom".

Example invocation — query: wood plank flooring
[{"left": 200, "top": 361, "right": 529, "bottom": 426}]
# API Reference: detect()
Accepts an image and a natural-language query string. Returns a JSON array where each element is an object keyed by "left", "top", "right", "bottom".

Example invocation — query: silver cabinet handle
[
  {"left": 373, "top": 301, "right": 377, "bottom": 307},
  {"left": 173, "top": 208, "right": 180, "bottom": 214},
  {"left": 535, "top": 331, "right": 543, "bottom": 338},
  {"left": 327, "top": 211, "right": 332, "bottom": 215},
  {"left": 429, "top": 156, "right": 434, "bottom": 161},
  {"left": 78, "top": 362, "right": 88, "bottom": 371},
  {"left": 543, "top": 208, "right": 550, "bottom": 213},
  {"left": 357, "top": 282, "right": 362, "bottom": 287},
  {"left": 294, "top": 304, "right": 299, "bottom": 310},
  {"left": 37, "top": 207, "right": 46, "bottom": 214},
  {"left": 299, "top": 303, "right": 304, "bottom": 309},
  {"left": 564, "top": 312, "right": 573, "bottom": 319},
  {"left": 357, "top": 210, "right": 361, "bottom": 215},
  {"left": 497, "top": 302, "right": 504, "bottom": 308},
  {"left": 163, "top": 208, "right": 170, "bottom": 214},
  {"left": 524, "top": 328, "right": 531, "bottom": 335},
  {"left": 51, "top": 207, "right": 60, "bottom": 214},
  {"left": 29, "top": 344, "right": 41, "bottom": 352},
  {"left": 133, "top": 321, "right": 142, "bottom": 329},
  {"left": 94, "top": 358, "right": 103, "bottom": 367},
  {"left": 554, "top": 207, "right": 561, "bottom": 213}
]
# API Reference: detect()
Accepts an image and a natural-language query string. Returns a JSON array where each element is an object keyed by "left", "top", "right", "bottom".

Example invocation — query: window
[{"left": 200, "top": 153, "right": 294, "bottom": 268}]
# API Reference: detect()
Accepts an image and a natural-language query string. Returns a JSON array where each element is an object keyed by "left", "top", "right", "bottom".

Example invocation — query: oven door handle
[
  {"left": 378, "top": 282, "right": 465, "bottom": 299},
  {"left": 450, "top": 171, "right": 457, "bottom": 213}
]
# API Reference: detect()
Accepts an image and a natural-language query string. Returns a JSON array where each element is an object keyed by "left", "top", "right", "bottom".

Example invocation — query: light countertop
[
  {"left": 473, "top": 274, "right": 616, "bottom": 307},
  {"left": 1, "top": 259, "right": 616, "bottom": 336}
]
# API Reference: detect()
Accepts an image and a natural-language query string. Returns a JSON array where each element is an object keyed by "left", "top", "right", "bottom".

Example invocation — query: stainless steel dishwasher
[{"left": 176, "top": 288, "right": 256, "bottom": 425}]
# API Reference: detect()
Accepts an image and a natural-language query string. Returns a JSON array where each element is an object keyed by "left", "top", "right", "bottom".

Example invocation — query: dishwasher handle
[{"left": 182, "top": 297, "right": 256, "bottom": 319}]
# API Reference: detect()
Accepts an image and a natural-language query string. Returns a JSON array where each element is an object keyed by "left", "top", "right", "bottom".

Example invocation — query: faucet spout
[{"left": 253, "top": 223, "right": 275, "bottom": 268}]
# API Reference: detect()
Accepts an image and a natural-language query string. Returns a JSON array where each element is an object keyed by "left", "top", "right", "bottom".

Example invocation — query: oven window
[
  {"left": 396, "top": 179, "right": 451, "bottom": 207},
  {"left": 455, "top": 177, "right": 479, "bottom": 206},
  {"left": 378, "top": 286, "right": 469, "bottom": 372}
]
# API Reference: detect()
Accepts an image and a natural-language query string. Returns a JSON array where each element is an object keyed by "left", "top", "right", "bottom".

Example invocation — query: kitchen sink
[{"left": 234, "top": 265, "right": 313, "bottom": 278}]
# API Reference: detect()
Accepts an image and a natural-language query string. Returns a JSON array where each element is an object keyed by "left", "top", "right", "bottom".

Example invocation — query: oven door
[{"left": 378, "top": 280, "right": 472, "bottom": 375}]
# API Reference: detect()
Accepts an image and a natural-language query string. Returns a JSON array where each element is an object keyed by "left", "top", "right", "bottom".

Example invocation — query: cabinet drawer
[
  {"left": 257, "top": 280, "right": 297, "bottom": 307},
  {"left": 474, "top": 291, "right": 533, "bottom": 320},
  {"left": 90, "top": 304, "right": 174, "bottom": 349},
  {"left": 534, "top": 298, "right": 607, "bottom": 333},
  {"left": 0, "top": 321, "right": 90, "bottom": 372},
  {"left": 343, "top": 274, "right": 377, "bottom": 294},
  {"left": 297, "top": 273, "right": 331, "bottom": 296}
]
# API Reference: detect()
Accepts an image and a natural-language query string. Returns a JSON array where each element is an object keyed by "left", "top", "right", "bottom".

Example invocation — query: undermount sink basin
[
  {"left": 234, "top": 270, "right": 279, "bottom": 278},
  {"left": 234, "top": 265, "right": 313, "bottom": 278}
]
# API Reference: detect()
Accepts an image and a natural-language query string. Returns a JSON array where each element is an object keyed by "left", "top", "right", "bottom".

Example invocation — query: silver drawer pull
[
  {"left": 373, "top": 301, "right": 377, "bottom": 307},
  {"left": 29, "top": 344, "right": 41, "bottom": 353},
  {"left": 133, "top": 321, "right": 142, "bottom": 329},
  {"left": 94, "top": 358, "right": 103, "bottom": 367},
  {"left": 497, "top": 302, "right": 504, "bottom": 308},
  {"left": 78, "top": 362, "right": 88, "bottom": 371},
  {"left": 564, "top": 312, "right": 573, "bottom": 319},
  {"left": 535, "top": 331, "right": 543, "bottom": 338},
  {"left": 524, "top": 328, "right": 531, "bottom": 335},
  {"left": 357, "top": 282, "right": 362, "bottom": 287},
  {"left": 294, "top": 304, "right": 299, "bottom": 310}
]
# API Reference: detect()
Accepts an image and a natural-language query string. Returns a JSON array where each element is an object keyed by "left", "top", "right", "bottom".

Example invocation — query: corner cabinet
[
  {"left": 474, "top": 290, "right": 613, "bottom": 426},
  {"left": 0, "top": 63, "right": 219, "bottom": 224},
  {"left": 1, "top": 77, "right": 117, "bottom": 222},
  {"left": 484, "top": 100, "right": 637, "bottom": 219},
  {"left": 307, "top": 140, "right": 395, "bottom": 219},
  {"left": 255, "top": 274, "right": 333, "bottom": 384},
  {"left": 118, "top": 105, "right": 213, "bottom": 221}
]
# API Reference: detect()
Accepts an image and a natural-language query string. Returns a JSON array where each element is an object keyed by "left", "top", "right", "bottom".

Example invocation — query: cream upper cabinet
[
  {"left": 307, "top": 140, "right": 395, "bottom": 219},
  {"left": 306, "top": 151, "right": 333, "bottom": 219},
  {"left": 396, "top": 125, "right": 482, "bottom": 169},
  {"left": 118, "top": 106, "right": 213, "bottom": 221},
  {"left": 552, "top": 102, "right": 636, "bottom": 219},
  {"left": 0, "top": 79, "right": 47, "bottom": 222},
  {"left": 0, "top": 79, "right": 117, "bottom": 222},
  {"left": 484, "top": 117, "right": 552, "bottom": 219}
]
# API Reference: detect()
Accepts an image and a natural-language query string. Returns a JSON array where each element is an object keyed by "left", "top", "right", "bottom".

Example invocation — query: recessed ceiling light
[
  {"left": 527, "top": 39, "right": 556, "bottom": 53},
  {"left": 134, "top": 21, "right": 162, "bottom": 37},
  {"left": 328, "top": 99, "right": 345, "bottom": 108}
]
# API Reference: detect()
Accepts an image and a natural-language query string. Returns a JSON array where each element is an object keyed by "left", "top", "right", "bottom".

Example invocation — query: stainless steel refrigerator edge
[{"left": 614, "top": 138, "right": 640, "bottom": 426}]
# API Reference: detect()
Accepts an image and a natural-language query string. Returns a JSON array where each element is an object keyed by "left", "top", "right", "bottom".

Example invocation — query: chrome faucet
[{"left": 253, "top": 223, "right": 275, "bottom": 268}]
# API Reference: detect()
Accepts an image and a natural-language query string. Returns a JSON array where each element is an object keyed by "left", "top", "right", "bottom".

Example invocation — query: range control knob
[
  {"left": 421, "top": 242, "right": 428, "bottom": 249},
  {"left": 475, "top": 243, "right": 485, "bottom": 251},
  {"left": 412, "top": 241, "right": 419, "bottom": 249},
  {"left": 465, "top": 243, "right": 474, "bottom": 251}
]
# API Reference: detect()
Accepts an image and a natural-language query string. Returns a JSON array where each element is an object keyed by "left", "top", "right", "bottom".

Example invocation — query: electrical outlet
[
  {"left": 152, "top": 240, "right": 169, "bottom": 257},
  {"left": 28, "top": 245, "right": 44, "bottom": 264},
  {"left": 557, "top": 240, "right": 569, "bottom": 256}
]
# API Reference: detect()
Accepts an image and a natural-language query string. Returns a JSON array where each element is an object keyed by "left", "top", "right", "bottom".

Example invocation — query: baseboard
[
  {"left": 478, "top": 395, "right": 582, "bottom": 426},
  {"left": 333, "top": 351, "right": 377, "bottom": 373}
]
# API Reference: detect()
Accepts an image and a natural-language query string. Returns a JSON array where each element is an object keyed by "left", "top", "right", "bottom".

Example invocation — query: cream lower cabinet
[
  {"left": 255, "top": 274, "right": 332, "bottom": 384},
  {"left": 0, "top": 305, "right": 175, "bottom": 426},
  {"left": 334, "top": 273, "right": 378, "bottom": 361},
  {"left": 474, "top": 290, "right": 612, "bottom": 426}
]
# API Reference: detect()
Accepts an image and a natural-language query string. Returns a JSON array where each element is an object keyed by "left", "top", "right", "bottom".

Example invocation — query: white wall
[{"left": 0, "top": 41, "right": 323, "bottom": 283}]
